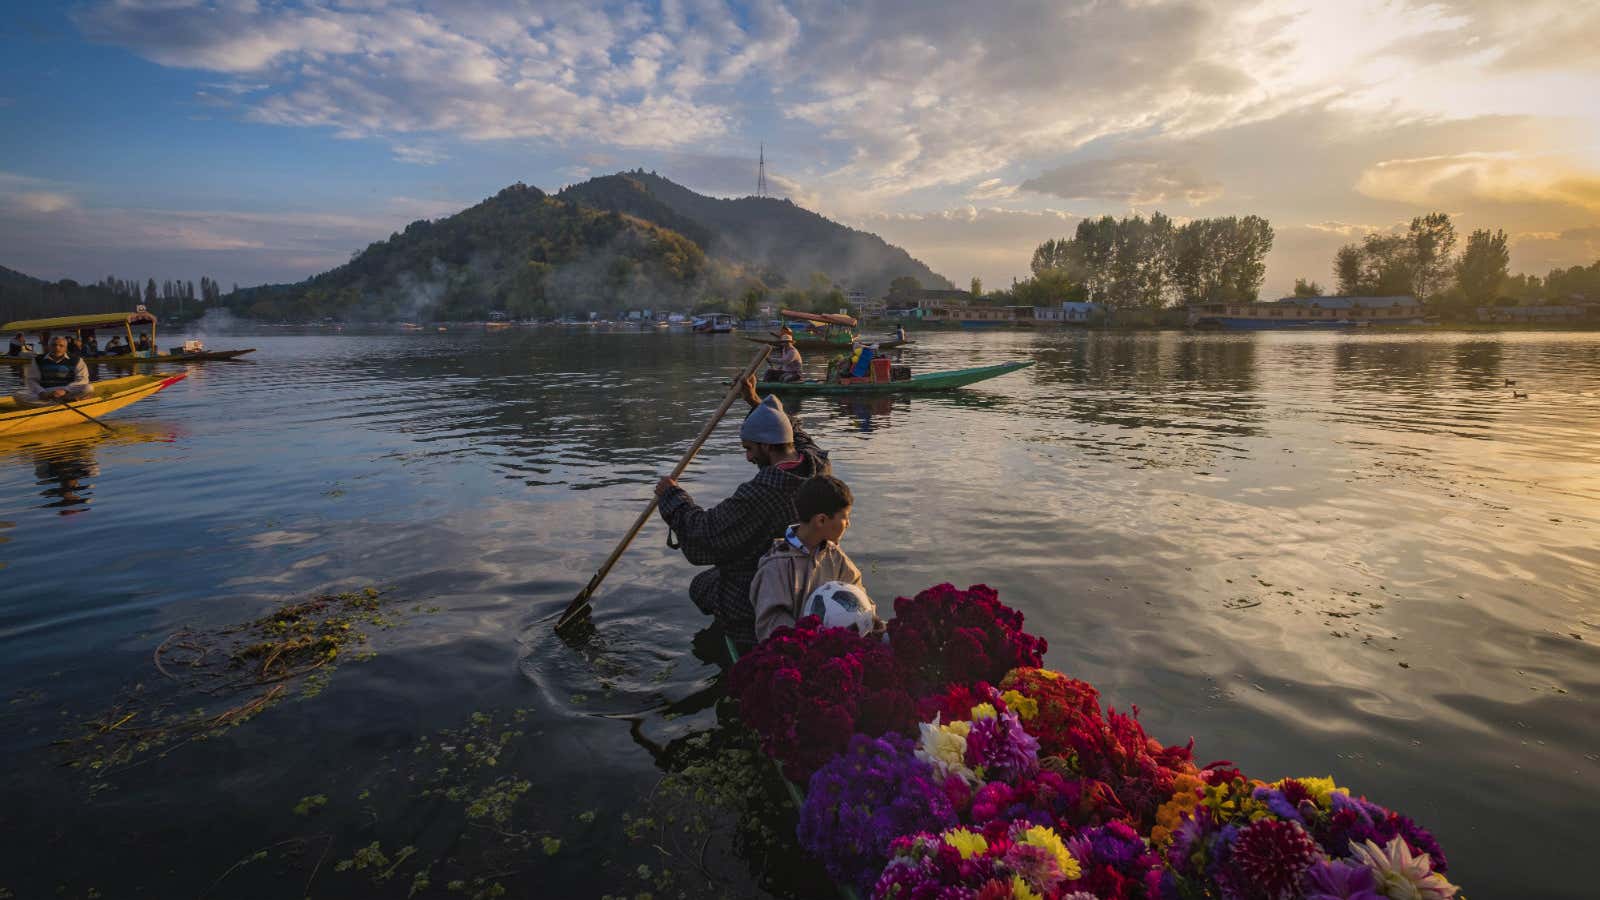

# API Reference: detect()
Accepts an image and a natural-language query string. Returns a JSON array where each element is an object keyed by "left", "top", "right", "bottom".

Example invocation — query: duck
[
  {"left": 1512, "top": 391, "right": 1528, "bottom": 399},
  {"left": 1504, "top": 378, "right": 1517, "bottom": 386}
]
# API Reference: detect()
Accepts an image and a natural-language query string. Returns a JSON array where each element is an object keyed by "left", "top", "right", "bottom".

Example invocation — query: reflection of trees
[
  {"left": 1028, "top": 332, "right": 1265, "bottom": 438},
  {"left": 330, "top": 331, "right": 786, "bottom": 488},
  {"left": 1450, "top": 341, "right": 1503, "bottom": 389}
]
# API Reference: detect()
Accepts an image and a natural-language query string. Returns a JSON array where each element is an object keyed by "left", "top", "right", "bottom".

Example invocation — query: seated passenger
[
  {"left": 81, "top": 333, "right": 100, "bottom": 357},
  {"left": 14, "top": 336, "right": 92, "bottom": 406},
  {"left": 764, "top": 330, "right": 804, "bottom": 383},
  {"left": 104, "top": 335, "right": 126, "bottom": 355},
  {"left": 6, "top": 332, "right": 29, "bottom": 356},
  {"left": 134, "top": 332, "right": 152, "bottom": 352}
]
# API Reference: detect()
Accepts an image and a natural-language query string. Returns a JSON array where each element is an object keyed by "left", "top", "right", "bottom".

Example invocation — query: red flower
[{"left": 728, "top": 618, "right": 917, "bottom": 782}]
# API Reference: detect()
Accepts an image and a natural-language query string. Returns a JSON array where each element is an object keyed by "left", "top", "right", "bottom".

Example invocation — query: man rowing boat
[
  {"left": 653, "top": 374, "right": 831, "bottom": 650},
  {"left": 14, "top": 335, "right": 92, "bottom": 406}
]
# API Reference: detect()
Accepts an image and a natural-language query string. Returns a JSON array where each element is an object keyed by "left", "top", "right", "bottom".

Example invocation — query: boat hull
[
  {"left": 0, "top": 373, "right": 186, "bottom": 436},
  {"left": 1, "top": 348, "right": 255, "bottom": 366},
  {"left": 757, "top": 361, "right": 1031, "bottom": 394}
]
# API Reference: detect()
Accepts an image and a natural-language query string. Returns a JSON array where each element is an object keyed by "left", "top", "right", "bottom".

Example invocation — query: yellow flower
[
  {"left": 1018, "top": 825, "right": 1081, "bottom": 880},
  {"left": 942, "top": 828, "right": 988, "bottom": 860},
  {"left": 1000, "top": 690, "right": 1038, "bottom": 721},
  {"left": 946, "top": 719, "right": 972, "bottom": 738},
  {"left": 1010, "top": 875, "right": 1043, "bottom": 900},
  {"left": 970, "top": 702, "right": 999, "bottom": 720},
  {"left": 1282, "top": 776, "right": 1348, "bottom": 808}
]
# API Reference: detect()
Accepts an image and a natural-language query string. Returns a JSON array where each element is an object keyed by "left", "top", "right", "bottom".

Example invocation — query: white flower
[
  {"left": 914, "top": 719, "right": 978, "bottom": 784},
  {"left": 1347, "top": 837, "right": 1458, "bottom": 900}
]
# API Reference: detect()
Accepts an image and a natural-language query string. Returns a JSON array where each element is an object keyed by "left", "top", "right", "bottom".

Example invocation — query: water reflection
[
  {"left": 3, "top": 329, "right": 1599, "bottom": 898},
  {"left": 0, "top": 421, "right": 178, "bottom": 514}
]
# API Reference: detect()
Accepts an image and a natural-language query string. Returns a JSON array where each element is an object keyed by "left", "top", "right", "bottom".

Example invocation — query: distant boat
[
  {"left": 400, "top": 323, "right": 423, "bottom": 331},
  {"left": 757, "top": 361, "right": 1032, "bottom": 394},
  {"left": 691, "top": 313, "right": 736, "bottom": 333},
  {"left": 2, "top": 311, "right": 254, "bottom": 366}
]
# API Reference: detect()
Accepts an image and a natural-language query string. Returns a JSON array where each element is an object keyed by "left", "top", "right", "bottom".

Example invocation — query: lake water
[{"left": 2, "top": 326, "right": 1596, "bottom": 899}]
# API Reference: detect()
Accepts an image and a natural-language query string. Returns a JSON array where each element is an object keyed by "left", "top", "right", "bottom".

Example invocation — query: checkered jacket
[{"left": 657, "top": 418, "right": 829, "bottom": 650}]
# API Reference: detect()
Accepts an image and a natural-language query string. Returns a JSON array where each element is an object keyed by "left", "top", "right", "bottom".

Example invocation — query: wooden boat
[
  {"left": 2, "top": 311, "right": 255, "bottom": 365},
  {"left": 757, "top": 361, "right": 1032, "bottom": 394},
  {"left": 0, "top": 373, "right": 187, "bottom": 437},
  {"left": 1, "top": 348, "right": 255, "bottom": 366}
]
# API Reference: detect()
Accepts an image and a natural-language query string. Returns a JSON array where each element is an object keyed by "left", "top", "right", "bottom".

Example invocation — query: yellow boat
[
  {"left": 1, "top": 310, "right": 255, "bottom": 365},
  {"left": 0, "top": 372, "right": 187, "bottom": 437}
]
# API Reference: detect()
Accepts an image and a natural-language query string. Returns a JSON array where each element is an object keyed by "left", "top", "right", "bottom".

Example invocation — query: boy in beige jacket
[{"left": 750, "top": 475, "right": 869, "bottom": 642}]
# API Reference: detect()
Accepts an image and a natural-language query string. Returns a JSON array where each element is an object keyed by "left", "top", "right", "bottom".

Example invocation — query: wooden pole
[
  {"left": 57, "top": 397, "right": 114, "bottom": 432},
  {"left": 554, "top": 345, "right": 772, "bottom": 632}
]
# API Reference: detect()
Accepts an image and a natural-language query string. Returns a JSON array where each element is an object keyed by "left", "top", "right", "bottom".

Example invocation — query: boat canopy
[
  {"left": 3, "top": 311, "right": 158, "bottom": 332},
  {"left": 780, "top": 308, "right": 857, "bottom": 327}
]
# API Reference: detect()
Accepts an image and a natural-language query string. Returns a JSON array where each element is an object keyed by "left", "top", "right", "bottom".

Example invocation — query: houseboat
[
  {"left": 691, "top": 313, "right": 736, "bottom": 333},
  {"left": 1187, "top": 296, "right": 1424, "bottom": 329}
]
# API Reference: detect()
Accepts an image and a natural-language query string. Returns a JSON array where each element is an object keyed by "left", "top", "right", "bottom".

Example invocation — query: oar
[
  {"left": 554, "top": 345, "right": 773, "bottom": 633},
  {"left": 57, "top": 397, "right": 114, "bottom": 432}
]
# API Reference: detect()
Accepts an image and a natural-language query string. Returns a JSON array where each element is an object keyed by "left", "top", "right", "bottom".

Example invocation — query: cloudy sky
[{"left": 1, "top": 0, "right": 1597, "bottom": 297}]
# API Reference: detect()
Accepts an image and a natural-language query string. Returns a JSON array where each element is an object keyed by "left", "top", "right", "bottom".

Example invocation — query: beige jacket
[{"left": 750, "top": 530, "right": 864, "bottom": 642}]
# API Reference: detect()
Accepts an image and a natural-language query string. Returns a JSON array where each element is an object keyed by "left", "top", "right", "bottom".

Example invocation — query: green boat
[{"left": 757, "top": 360, "right": 1032, "bottom": 394}]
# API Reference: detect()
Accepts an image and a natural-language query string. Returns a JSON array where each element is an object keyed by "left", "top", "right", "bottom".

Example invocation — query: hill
[
  {"left": 558, "top": 171, "right": 951, "bottom": 295},
  {"left": 227, "top": 182, "right": 715, "bottom": 322}
]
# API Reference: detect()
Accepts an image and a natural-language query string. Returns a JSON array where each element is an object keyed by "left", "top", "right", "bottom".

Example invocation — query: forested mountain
[
  {"left": 223, "top": 173, "right": 950, "bottom": 322},
  {"left": 559, "top": 171, "right": 951, "bottom": 296},
  {"left": 227, "top": 182, "right": 716, "bottom": 322}
]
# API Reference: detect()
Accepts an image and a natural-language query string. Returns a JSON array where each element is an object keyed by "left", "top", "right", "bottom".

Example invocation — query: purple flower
[
  {"left": 800, "top": 732, "right": 958, "bottom": 890},
  {"left": 1303, "top": 859, "right": 1382, "bottom": 900},
  {"left": 964, "top": 711, "right": 1040, "bottom": 782}
]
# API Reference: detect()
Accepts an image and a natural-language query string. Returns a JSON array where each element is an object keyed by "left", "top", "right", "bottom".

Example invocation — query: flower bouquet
[
  {"left": 726, "top": 616, "right": 916, "bottom": 781},
  {"left": 798, "top": 732, "right": 959, "bottom": 890},
  {"left": 889, "top": 584, "right": 1048, "bottom": 695},
  {"left": 724, "top": 582, "right": 1458, "bottom": 900}
]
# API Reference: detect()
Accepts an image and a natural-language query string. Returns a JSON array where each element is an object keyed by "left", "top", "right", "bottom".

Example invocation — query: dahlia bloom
[{"left": 1347, "top": 837, "right": 1458, "bottom": 900}]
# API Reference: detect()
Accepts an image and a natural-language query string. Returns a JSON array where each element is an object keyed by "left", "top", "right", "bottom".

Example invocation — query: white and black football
[{"left": 803, "top": 581, "right": 876, "bottom": 635}]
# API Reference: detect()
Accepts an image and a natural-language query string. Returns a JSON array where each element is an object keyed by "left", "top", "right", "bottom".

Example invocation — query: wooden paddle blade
[{"left": 554, "top": 598, "right": 591, "bottom": 632}]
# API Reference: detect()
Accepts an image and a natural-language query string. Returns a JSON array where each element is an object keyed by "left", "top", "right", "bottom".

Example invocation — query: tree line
[
  {"left": 1326, "top": 212, "right": 1599, "bottom": 311},
  {"left": 1, "top": 268, "right": 232, "bottom": 326},
  {"left": 1002, "top": 213, "right": 1275, "bottom": 310}
]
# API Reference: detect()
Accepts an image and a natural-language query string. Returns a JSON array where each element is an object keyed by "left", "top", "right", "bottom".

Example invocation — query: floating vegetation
[
  {"left": 58, "top": 588, "right": 407, "bottom": 781},
  {"left": 203, "top": 707, "right": 552, "bottom": 899},
  {"left": 621, "top": 711, "right": 838, "bottom": 899}
]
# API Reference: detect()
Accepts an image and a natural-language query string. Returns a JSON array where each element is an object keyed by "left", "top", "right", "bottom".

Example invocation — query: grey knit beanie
[{"left": 740, "top": 395, "right": 794, "bottom": 445}]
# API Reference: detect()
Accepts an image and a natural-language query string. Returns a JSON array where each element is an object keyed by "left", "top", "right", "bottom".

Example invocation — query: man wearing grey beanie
[{"left": 654, "top": 374, "right": 831, "bottom": 651}]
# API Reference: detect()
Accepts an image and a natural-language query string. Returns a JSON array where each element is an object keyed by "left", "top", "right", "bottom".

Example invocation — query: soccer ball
[{"left": 804, "top": 581, "right": 876, "bottom": 635}]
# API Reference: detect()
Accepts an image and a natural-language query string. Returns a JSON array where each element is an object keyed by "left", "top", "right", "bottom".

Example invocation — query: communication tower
[{"left": 757, "top": 143, "right": 768, "bottom": 198}]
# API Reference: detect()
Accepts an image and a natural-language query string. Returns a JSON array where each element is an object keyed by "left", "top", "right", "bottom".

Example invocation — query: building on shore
[
  {"left": 1186, "top": 296, "right": 1424, "bottom": 329},
  {"left": 1476, "top": 304, "right": 1597, "bottom": 323},
  {"left": 1033, "top": 302, "right": 1105, "bottom": 325}
]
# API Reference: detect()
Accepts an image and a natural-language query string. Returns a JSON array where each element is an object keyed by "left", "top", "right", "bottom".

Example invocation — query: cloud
[
  {"left": 1021, "top": 158, "right": 1222, "bottom": 206},
  {"left": 1356, "top": 152, "right": 1600, "bottom": 215},
  {"left": 13, "top": 191, "right": 76, "bottom": 213},
  {"left": 851, "top": 206, "right": 1082, "bottom": 286},
  {"left": 965, "top": 179, "right": 1017, "bottom": 201},
  {"left": 0, "top": 194, "right": 473, "bottom": 287},
  {"left": 392, "top": 144, "right": 448, "bottom": 166},
  {"left": 1385, "top": 1, "right": 1600, "bottom": 73},
  {"left": 73, "top": 0, "right": 751, "bottom": 149}
]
